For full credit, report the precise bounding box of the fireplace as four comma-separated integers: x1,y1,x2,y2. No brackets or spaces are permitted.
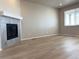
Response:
0,15,21,49
6,24,18,40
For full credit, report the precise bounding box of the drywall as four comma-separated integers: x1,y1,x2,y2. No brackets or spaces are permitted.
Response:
0,0,22,19
20,1,58,39
59,3,79,36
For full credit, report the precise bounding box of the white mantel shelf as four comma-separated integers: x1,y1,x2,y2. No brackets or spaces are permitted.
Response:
0,10,23,20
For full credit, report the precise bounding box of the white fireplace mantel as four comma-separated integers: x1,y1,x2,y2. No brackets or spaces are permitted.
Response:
0,10,21,51
0,10,23,20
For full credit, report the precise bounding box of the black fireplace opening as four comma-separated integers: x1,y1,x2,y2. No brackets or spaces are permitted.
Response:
6,24,18,40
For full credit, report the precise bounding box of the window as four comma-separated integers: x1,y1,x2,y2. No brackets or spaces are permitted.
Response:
64,8,79,26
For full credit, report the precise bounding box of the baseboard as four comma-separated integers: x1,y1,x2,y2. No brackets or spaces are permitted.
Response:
61,34,79,37
21,34,58,41
61,34,69,36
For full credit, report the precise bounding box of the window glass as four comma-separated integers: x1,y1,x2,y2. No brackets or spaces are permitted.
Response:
64,12,70,26
64,8,79,26
76,10,79,25
70,12,75,25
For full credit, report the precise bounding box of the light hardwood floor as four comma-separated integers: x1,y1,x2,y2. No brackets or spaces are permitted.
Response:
0,36,79,59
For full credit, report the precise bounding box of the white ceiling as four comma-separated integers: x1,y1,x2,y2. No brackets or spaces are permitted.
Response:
26,0,79,8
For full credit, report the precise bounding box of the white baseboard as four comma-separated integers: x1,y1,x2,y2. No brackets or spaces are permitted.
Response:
61,34,79,37
61,34,69,36
21,34,57,41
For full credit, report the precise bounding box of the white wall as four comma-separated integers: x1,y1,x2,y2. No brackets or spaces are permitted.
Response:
0,0,21,19
20,1,58,39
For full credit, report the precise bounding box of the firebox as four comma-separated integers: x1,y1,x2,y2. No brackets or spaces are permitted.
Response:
6,24,18,40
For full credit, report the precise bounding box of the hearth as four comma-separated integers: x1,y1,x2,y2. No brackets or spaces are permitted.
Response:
6,24,18,40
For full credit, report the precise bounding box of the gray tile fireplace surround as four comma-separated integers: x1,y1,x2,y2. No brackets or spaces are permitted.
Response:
0,16,21,50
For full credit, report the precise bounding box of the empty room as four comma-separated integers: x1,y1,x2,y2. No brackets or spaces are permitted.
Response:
0,0,79,59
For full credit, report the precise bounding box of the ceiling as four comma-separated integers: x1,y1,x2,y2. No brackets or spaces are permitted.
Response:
26,0,79,8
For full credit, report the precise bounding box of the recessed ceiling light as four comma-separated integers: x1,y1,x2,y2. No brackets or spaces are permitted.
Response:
59,3,63,6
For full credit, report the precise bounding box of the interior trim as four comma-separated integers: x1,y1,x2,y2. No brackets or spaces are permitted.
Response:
21,34,58,41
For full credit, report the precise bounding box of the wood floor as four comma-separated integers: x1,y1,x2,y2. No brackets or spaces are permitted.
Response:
0,36,79,59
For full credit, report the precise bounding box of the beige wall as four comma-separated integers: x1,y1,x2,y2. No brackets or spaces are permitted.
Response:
20,1,58,39
59,3,79,36
0,0,21,19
